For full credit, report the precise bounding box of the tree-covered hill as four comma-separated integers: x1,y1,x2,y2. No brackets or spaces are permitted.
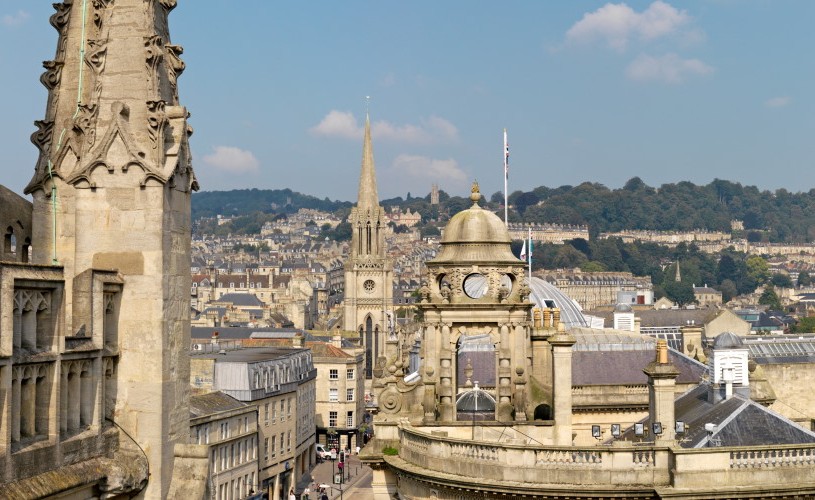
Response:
192,188,352,220
510,178,815,242
192,178,815,243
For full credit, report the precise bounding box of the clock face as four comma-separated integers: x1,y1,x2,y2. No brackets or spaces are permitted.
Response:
363,279,376,293
463,273,488,299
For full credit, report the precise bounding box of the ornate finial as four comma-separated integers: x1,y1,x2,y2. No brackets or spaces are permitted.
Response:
470,180,481,204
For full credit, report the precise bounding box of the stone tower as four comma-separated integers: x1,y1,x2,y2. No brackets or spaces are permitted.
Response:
343,113,393,381
24,1,197,498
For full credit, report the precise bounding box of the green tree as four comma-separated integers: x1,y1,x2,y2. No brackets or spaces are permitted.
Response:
758,285,782,311
746,255,770,287
663,280,696,307
798,271,812,287
770,273,793,289
552,245,587,269
791,316,815,334
718,279,738,303
581,261,607,272
420,225,441,238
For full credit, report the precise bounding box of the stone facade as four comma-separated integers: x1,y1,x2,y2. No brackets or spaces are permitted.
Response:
0,1,201,497
360,186,815,499
343,114,394,384
311,337,366,451
190,347,316,499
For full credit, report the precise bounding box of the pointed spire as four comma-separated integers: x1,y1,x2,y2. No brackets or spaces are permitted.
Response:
675,261,682,282
356,112,380,210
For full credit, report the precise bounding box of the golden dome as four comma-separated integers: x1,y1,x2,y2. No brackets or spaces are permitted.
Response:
432,182,521,264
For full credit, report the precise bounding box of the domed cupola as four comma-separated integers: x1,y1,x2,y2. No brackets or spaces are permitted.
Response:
433,182,521,265
419,182,527,305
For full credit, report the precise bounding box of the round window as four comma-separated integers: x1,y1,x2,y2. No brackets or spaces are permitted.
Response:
363,279,376,293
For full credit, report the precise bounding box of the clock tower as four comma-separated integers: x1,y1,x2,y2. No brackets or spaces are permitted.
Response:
343,113,393,381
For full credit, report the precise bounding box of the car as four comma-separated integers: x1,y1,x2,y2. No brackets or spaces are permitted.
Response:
316,444,327,460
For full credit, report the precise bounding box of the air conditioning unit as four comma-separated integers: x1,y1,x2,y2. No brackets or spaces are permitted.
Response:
192,344,203,351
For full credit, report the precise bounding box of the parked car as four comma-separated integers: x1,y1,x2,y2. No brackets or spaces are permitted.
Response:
316,444,327,461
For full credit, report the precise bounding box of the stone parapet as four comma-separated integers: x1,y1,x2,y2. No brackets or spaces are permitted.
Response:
388,424,815,498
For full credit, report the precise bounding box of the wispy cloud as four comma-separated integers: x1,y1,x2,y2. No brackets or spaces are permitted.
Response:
203,146,260,174
764,96,791,108
381,72,397,87
310,111,458,144
1,10,29,27
625,53,713,84
391,155,467,182
566,1,691,51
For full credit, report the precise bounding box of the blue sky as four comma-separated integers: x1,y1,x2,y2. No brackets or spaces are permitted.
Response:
0,1,813,202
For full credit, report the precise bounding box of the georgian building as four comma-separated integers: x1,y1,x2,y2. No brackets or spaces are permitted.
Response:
190,346,316,499
190,392,259,500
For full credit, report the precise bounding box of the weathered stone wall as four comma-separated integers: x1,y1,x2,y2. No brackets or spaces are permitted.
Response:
763,363,815,424
0,186,32,263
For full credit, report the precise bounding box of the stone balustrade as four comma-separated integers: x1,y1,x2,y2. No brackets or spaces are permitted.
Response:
394,425,815,493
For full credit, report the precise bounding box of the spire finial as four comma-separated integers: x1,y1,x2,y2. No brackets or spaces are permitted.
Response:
470,180,481,205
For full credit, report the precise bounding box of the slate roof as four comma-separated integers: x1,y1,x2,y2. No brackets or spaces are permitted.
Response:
572,349,706,386
606,308,717,328
216,293,264,307
571,328,707,386
619,384,815,448
189,391,248,418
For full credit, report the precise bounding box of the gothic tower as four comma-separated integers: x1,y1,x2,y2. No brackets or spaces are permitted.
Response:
25,1,197,497
343,113,393,381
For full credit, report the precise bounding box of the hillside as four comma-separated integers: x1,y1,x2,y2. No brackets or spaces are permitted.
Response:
192,178,815,243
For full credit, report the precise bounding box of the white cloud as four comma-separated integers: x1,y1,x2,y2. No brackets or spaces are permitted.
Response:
310,110,361,139
566,1,690,51
392,155,467,182
202,146,260,174
1,10,29,26
310,111,458,144
625,53,713,83
764,96,791,108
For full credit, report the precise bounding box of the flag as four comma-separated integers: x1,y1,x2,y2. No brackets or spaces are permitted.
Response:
520,240,527,261
528,234,533,263
503,128,509,180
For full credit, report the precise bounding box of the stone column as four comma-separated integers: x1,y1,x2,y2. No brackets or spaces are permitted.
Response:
643,339,680,442
11,367,21,442
496,322,513,422
422,322,438,422
549,324,576,446
438,323,454,421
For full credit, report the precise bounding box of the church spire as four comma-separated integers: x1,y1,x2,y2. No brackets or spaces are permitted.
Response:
356,112,380,210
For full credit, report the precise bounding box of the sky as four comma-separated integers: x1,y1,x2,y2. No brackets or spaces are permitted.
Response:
0,1,813,202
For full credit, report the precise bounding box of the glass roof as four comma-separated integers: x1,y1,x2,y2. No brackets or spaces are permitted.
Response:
528,277,589,328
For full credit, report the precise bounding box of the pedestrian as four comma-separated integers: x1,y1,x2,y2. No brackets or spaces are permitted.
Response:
321,493,329,500
288,488,296,500
303,486,311,499
355,445,360,455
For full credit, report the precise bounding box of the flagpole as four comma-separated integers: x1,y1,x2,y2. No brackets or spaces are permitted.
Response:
503,128,508,226
527,227,532,283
